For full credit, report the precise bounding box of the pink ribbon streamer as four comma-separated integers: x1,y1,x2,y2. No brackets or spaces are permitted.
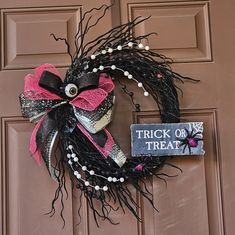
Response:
29,113,48,165
24,64,62,100
77,124,114,159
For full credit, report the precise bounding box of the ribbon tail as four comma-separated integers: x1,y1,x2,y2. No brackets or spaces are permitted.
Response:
30,113,60,180
41,130,60,181
77,124,127,167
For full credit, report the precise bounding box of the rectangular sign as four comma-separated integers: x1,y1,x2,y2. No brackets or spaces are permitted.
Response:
131,122,204,157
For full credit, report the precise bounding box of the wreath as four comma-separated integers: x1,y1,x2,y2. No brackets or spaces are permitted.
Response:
19,4,197,226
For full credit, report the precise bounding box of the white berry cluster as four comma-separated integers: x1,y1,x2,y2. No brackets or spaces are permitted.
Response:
89,42,150,97
66,145,126,191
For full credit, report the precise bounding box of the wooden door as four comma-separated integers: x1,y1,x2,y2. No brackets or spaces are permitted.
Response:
0,0,234,234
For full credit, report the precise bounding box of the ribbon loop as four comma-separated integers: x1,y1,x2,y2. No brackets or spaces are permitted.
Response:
77,73,99,93
71,74,115,111
72,94,115,134
39,71,64,97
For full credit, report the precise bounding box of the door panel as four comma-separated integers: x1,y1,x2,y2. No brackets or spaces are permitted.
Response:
2,6,80,69
120,1,212,63
2,118,73,235
1,0,234,234
132,110,223,235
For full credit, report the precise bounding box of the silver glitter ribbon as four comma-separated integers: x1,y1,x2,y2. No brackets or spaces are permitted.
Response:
73,94,126,167
73,95,115,133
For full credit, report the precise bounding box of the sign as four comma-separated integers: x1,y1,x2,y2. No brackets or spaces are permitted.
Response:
131,122,204,157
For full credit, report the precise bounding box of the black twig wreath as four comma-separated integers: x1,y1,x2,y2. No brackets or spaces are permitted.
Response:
19,4,198,226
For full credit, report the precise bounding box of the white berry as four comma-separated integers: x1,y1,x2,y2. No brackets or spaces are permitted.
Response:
99,65,104,70
74,171,78,176
145,45,150,50
84,181,89,186
68,145,73,149
82,166,87,171
138,43,144,49
67,154,71,158
73,157,78,162
120,177,125,182
101,50,106,54
77,174,81,179
117,45,122,50
108,177,113,182
128,42,133,47
68,160,72,165
95,185,100,191
124,71,129,76
111,65,116,70
112,177,117,182
108,48,113,53
138,82,143,87
144,91,149,96
128,74,133,79
103,186,108,191
91,54,96,60
71,153,76,158
89,170,95,175
93,68,98,73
